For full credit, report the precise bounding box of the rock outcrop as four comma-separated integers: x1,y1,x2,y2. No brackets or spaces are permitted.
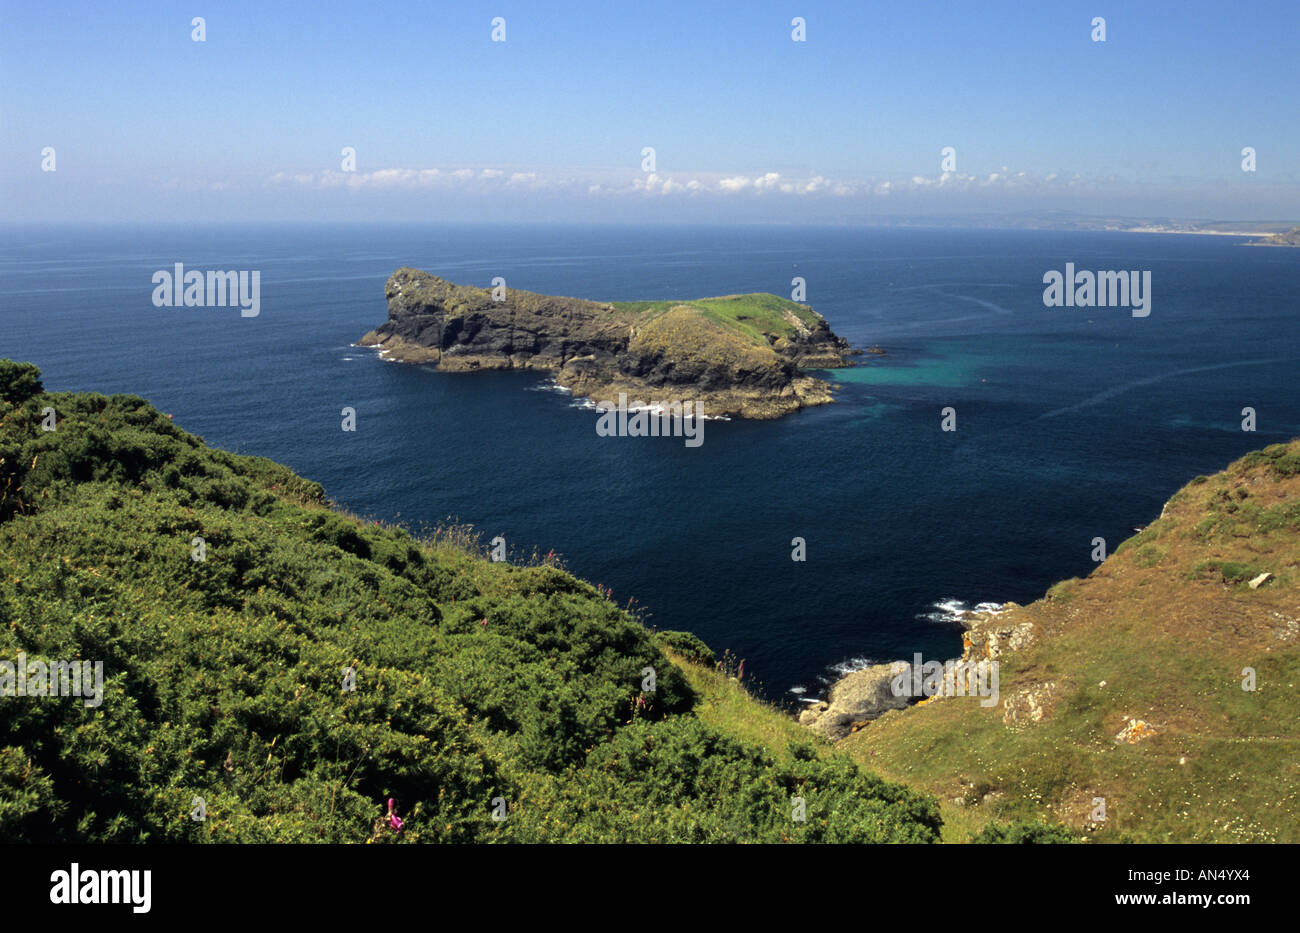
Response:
799,661,913,740
802,603,1029,741
357,269,858,419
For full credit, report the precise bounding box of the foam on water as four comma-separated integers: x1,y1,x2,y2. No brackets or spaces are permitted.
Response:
827,656,875,677
917,598,1007,625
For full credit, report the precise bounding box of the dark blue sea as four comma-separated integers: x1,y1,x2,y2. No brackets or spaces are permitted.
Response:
3,224,1298,704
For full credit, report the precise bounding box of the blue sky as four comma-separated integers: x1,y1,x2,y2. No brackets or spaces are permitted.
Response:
3,0,1297,223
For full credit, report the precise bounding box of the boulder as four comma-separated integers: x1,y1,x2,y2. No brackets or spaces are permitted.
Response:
1002,681,1059,726
1248,572,1274,590
800,661,912,741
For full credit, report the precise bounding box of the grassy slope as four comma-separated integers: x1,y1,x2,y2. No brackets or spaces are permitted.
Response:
841,442,1300,843
0,360,938,844
660,647,816,764
612,293,825,345
627,307,780,374
662,648,1009,843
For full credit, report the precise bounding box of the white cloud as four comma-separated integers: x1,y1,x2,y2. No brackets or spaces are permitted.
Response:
265,163,1089,201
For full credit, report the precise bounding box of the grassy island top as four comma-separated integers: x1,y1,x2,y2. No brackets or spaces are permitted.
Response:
610,293,828,341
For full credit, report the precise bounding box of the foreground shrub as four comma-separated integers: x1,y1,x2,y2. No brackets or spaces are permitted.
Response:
0,361,941,843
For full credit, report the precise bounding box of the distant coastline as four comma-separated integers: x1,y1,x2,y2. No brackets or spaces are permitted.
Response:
1121,227,1278,237
1243,226,1300,247
817,211,1300,238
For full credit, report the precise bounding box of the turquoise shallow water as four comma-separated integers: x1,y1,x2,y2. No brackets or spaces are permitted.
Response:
827,341,1013,387
2,224,1298,702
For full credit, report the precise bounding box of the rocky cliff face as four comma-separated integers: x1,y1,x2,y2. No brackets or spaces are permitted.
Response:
358,268,857,419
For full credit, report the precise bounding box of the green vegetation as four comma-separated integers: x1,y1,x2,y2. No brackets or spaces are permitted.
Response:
1046,577,1081,604
1133,544,1166,569
1239,442,1300,479
1190,559,1264,586
970,820,1080,844
611,292,824,345
0,360,939,843
653,630,716,667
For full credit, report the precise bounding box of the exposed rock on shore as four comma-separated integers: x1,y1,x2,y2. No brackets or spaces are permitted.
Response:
799,661,913,741
801,602,1031,741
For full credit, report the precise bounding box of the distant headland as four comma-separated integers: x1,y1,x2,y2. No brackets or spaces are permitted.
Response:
1245,226,1300,247
358,268,858,419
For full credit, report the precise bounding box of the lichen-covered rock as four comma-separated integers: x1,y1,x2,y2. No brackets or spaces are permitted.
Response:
1002,681,1059,726
1115,718,1159,743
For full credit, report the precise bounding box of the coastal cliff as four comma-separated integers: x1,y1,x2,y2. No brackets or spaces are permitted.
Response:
357,268,857,419
812,441,1300,842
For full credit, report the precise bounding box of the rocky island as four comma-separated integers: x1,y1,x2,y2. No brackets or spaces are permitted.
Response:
358,268,858,419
